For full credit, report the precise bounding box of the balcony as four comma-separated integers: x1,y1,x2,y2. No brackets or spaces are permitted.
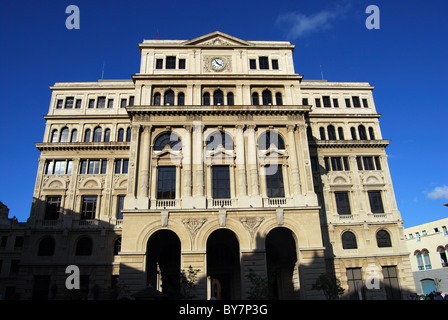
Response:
263,197,288,207
208,198,235,208
155,199,181,209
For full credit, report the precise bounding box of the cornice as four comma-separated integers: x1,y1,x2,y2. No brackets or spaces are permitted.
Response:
309,139,390,148
35,142,130,152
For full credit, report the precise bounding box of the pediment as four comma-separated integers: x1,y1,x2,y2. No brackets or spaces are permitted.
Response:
182,31,253,47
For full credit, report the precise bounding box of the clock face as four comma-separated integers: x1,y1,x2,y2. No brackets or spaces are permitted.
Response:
211,58,225,70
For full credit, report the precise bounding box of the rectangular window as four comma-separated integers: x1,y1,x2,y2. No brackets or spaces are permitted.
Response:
75,99,82,109
115,159,129,174
302,98,308,105
343,157,350,171
271,59,279,69
331,157,343,171
166,56,176,69
45,196,61,220
107,99,114,108
56,99,63,109
65,97,74,109
368,191,384,213
374,156,382,170
352,96,361,108
212,166,231,199
88,160,101,174
333,98,339,108
129,96,134,106
97,97,106,108
249,59,256,69
362,98,369,108
315,98,321,108
117,195,125,220
259,57,269,69
155,59,163,69
335,191,351,215
81,196,97,220
322,96,332,108
120,98,127,108
363,156,375,170
157,166,176,199
88,99,95,109
345,98,351,108
53,160,67,175
266,165,285,198
382,266,401,300
45,160,72,175
101,160,107,174
178,59,186,69
346,268,364,300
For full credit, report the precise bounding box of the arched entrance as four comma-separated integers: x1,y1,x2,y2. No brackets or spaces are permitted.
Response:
146,230,181,298
207,229,241,300
265,227,299,299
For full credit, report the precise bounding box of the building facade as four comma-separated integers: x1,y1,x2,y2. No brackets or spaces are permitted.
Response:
12,31,415,300
405,218,448,295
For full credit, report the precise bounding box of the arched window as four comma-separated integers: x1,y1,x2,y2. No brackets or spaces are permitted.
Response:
153,92,161,106
203,92,210,106
164,90,175,106
93,127,102,142
258,130,285,150
252,92,259,105
415,251,424,270
38,237,55,256
114,237,122,255
319,127,326,140
51,129,58,143
154,132,182,151
227,92,234,106
117,128,124,142
213,90,224,105
358,125,367,140
70,129,78,142
75,237,93,256
275,92,283,105
338,127,345,140
126,127,131,142
59,127,69,142
422,250,432,269
350,127,357,140
206,131,234,150
327,125,336,140
342,231,358,249
438,246,448,267
104,129,111,142
178,92,185,106
369,127,375,140
376,230,392,248
262,90,272,105
84,129,91,142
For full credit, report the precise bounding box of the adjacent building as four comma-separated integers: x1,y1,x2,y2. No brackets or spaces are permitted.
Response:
405,218,448,295
6,31,415,300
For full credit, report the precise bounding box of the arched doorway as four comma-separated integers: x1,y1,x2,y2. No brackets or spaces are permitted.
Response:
146,230,181,298
207,229,241,300
265,227,299,299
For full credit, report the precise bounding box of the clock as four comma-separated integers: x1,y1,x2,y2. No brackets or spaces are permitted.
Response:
211,57,225,70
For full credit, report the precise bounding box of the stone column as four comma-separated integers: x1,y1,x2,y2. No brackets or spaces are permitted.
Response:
246,125,259,196
124,124,141,210
192,121,206,207
235,125,247,198
287,125,301,195
137,125,151,209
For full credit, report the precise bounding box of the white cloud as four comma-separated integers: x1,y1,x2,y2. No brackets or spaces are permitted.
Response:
277,3,351,39
426,185,448,200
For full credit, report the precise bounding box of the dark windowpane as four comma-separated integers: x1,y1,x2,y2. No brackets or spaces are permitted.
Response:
368,191,384,213
345,98,351,108
315,98,321,108
258,130,285,150
331,157,343,171
352,96,361,108
262,90,272,105
249,59,256,69
178,92,185,106
97,97,106,108
362,98,369,108
214,90,224,105
154,132,182,151
93,127,102,142
272,59,279,69
259,57,269,69
358,125,367,140
203,92,210,105
117,129,124,142
157,166,176,199
179,59,186,69
213,166,230,199
266,165,285,198
338,127,345,140
346,268,364,300
81,196,97,220
155,59,163,69
65,97,74,109
120,98,127,108
342,232,358,249
383,266,401,299
45,196,61,220
164,90,174,105
335,191,351,215
84,129,91,142
166,56,176,69
206,131,233,150
363,157,375,170
107,99,114,108
374,156,381,170
376,230,392,248
275,92,283,105
153,93,161,106
333,98,339,108
227,92,234,106
59,128,69,142
75,99,82,108
323,96,331,108
327,125,336,140
252,92,259,105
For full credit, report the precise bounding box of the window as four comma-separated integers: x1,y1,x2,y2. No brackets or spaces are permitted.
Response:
129,96,134,106
416,252,424,270
275,92,283,105
115,159,129,174
45,196,61,220
271,59,279,70
333,98,339,108
178,92,185,106
166,56,176,69
157,166,176,199
302,98,308,105
423,250,431,269
51,130,58,143
75,99,82,109
259,57,269,69
227,92,234,106
117,128,124,142
154,132,182,151
358,125,368,140
265,165,285,198
179,59,186,69
350,127,357,140
376,230,392,247
164,90,175,105
84,129,91,142
104,129,110,142
45,160,72,175
369,127,375,140
120,98,127,108
214,90,224,105
319,127,326,140
352,96,361,108
153,93,161,106
70,129,78,142
56,99,63,109
342,231,358,249
93,127,102,142
203,92,210,106
315,98,321,108
117,196,125,220
65,97,74,109
327,157,349,171
114,237,122,255
126,127,131,142
252,92,259,105
249,59,256,69
327,125,336,140
345,98,351,108
335,191,351,215
338,127,345,140
88,99,95,108
262,90,272,105
362,98,369,108
346,268,364,300
79,159,107,174
206,131,233,150
363,156,375,170
212,166,231,199
107,99,114,108
76,237,93,256
382,266,401,299
97,97,106,108
438,247,448,267
155,59,163,69
81,196,97,220
59,127,69,142
368,191,384,213
38,238,55,256
323,96,331,108
258,130,285,150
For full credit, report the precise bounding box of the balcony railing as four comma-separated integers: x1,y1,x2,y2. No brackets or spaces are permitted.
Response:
208,198,235,208
155,199,179,209
263,197,287,207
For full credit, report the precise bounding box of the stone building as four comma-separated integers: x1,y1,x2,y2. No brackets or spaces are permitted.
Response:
14,31,414,300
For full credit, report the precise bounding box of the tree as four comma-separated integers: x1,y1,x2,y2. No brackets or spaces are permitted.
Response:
245,269,269,300
312,273,345,300
180,265,200,299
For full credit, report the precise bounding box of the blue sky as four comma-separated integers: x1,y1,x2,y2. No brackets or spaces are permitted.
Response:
0,0,447,227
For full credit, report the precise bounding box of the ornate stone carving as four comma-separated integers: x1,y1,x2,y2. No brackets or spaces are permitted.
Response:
240,217,264,235
182,218,207,236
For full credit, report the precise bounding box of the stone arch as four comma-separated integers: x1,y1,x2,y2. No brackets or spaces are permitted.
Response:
195,218,251,251
136,219,191,252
